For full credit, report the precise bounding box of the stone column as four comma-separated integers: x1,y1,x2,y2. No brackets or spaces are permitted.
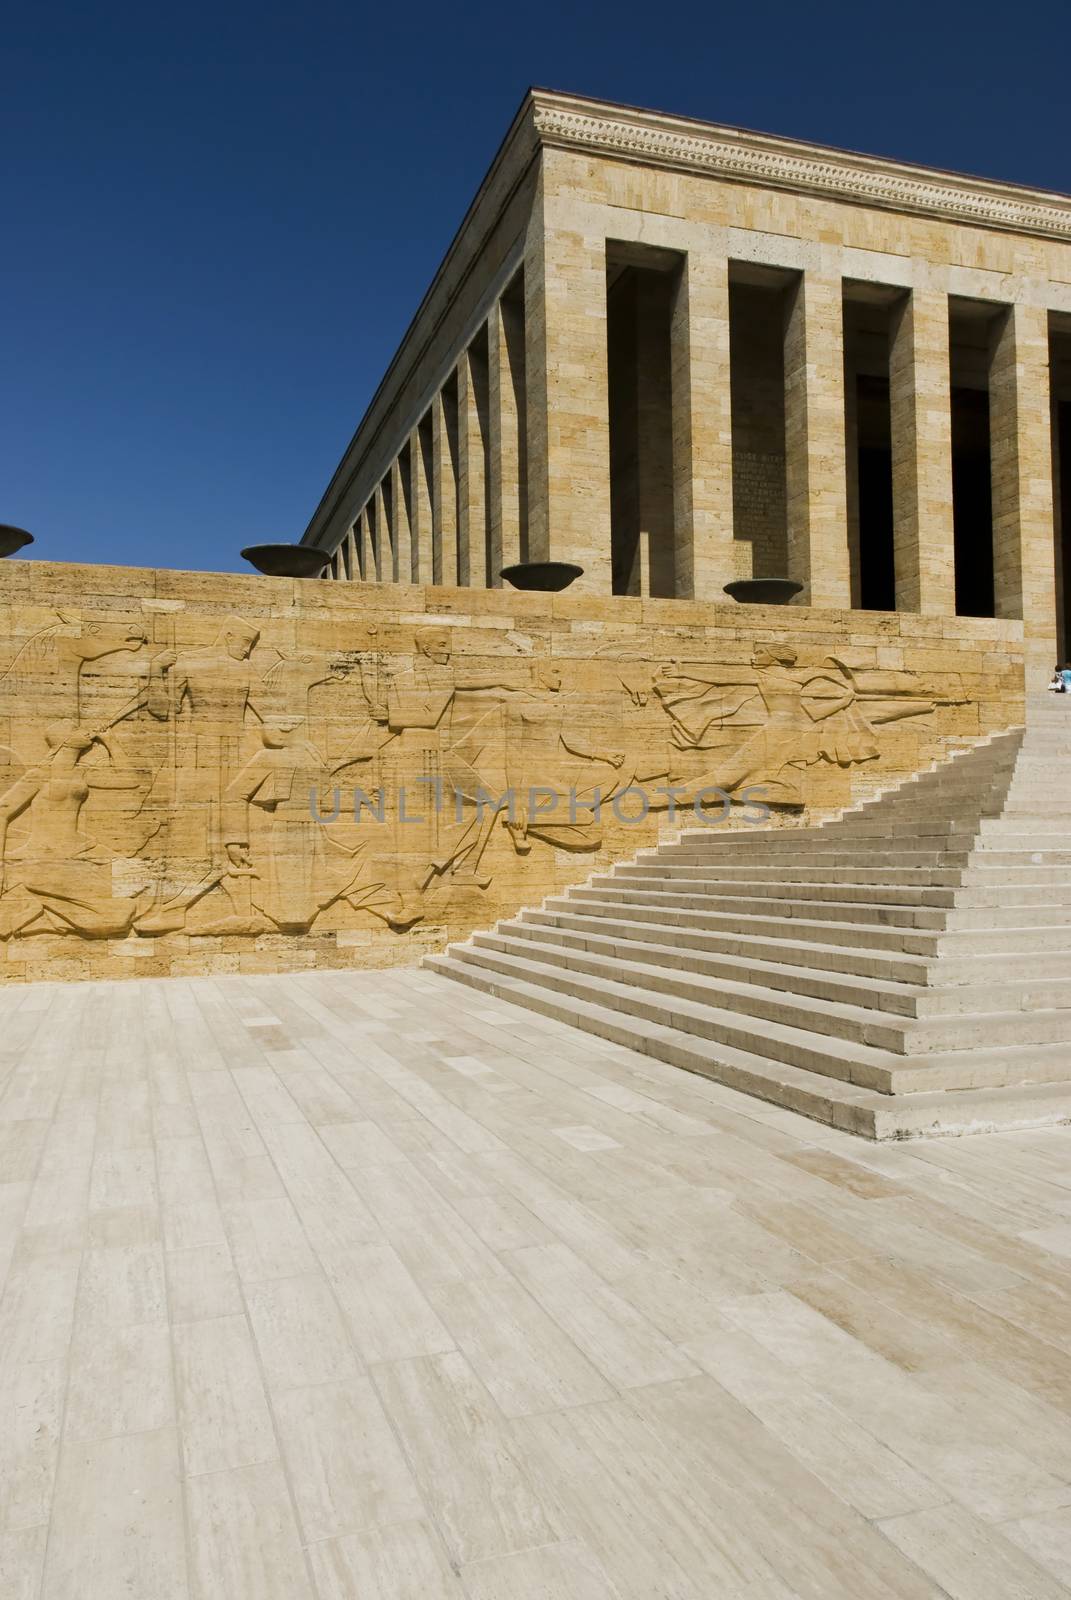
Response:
373,481,393,582
888,289,956,615
342,526,358,581
355,509,373,581
670,251,737,600
391,456,412,584
783,274,852,609
432,387,458,586
457,348,488,587
990,302,1057,678
525,210,612,589
409,424,434,584
488,297,525,580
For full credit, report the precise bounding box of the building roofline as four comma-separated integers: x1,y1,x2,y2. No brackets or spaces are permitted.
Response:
528,88,1071,236
528,86,1071,210
304,87,1071,550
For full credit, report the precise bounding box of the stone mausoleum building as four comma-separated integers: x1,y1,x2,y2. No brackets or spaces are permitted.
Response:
305,88,1071,674
6,90,1071,1136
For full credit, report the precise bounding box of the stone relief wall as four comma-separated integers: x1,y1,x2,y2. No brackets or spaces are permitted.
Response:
0,562,1025,982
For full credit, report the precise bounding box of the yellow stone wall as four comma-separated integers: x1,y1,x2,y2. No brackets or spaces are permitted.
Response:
0,560,1025,983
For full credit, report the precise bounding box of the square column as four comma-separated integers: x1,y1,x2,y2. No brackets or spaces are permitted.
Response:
784,274,852,609
457,348,488,587
373,481,393,581
889,288,956,615
355,508,373,581
342,526,358,581
409,424,434,584
391,456,412,584
670,252,738,600
525,215,612,589
487,297,525,580
431,388,458,586
990,303,1057,677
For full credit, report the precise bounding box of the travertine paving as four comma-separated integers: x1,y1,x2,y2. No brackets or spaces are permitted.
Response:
3,967,1071,1599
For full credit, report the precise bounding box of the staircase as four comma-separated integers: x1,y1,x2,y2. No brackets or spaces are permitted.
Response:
427,695,1071,1139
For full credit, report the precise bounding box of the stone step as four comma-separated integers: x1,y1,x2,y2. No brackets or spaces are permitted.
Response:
433,718,1071,1140
542,893,944,953
605,871,1071,911
442,937,1066,1090
598,873,963,909
977,817,1071,836
614,862,972,886
473,928,923,1055
565,883,954,929
658,846,975,868
621,861,1071,888
520,906,936,985
970,849,1071,866
571,881,1071,931
548,893,1070,957
497,917,1071,1021
475,928,1071,1057
523,905,1071,990
426,952,1071,1139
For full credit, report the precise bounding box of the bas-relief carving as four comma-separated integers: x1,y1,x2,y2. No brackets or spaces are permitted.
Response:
654,646,965,809
0,613,971,954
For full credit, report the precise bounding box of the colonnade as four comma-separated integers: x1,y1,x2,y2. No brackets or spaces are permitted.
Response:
323,242,1062,669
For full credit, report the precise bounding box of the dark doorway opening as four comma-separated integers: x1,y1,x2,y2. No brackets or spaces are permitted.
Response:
950,386,994,617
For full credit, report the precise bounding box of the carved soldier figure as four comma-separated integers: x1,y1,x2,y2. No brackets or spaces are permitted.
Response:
139,616,264,922
655,647,952,809
0,724,144,939
221,717,368,934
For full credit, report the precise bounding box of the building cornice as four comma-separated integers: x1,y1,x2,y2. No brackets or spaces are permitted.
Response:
531,93,1071,242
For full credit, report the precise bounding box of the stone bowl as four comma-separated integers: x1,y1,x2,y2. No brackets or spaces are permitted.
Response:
240,543,331,578
723,577,803,605
0,525,34,558
501,561,584,592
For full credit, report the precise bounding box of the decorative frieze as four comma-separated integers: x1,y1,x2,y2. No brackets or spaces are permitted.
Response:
533,102,1071,242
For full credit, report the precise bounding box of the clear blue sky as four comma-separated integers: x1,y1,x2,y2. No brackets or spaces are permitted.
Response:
4,0,1067,574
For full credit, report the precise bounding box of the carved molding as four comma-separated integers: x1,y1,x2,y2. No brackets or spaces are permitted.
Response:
532,104,1071,242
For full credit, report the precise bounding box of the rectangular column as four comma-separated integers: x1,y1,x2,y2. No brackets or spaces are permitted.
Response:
783,274,852,608
671,252,736,600
889,288,956,614
525,214,611,589
355,508,373,581
410,422,434,584
488,297,525,579
457,347,489,587
342,526,357,580
391,456,412,584
990,302,1057,677
375,479,394,582
431,386,458,586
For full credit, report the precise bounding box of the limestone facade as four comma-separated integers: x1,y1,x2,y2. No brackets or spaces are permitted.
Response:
0,560,1022,983
306,90,1071,673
